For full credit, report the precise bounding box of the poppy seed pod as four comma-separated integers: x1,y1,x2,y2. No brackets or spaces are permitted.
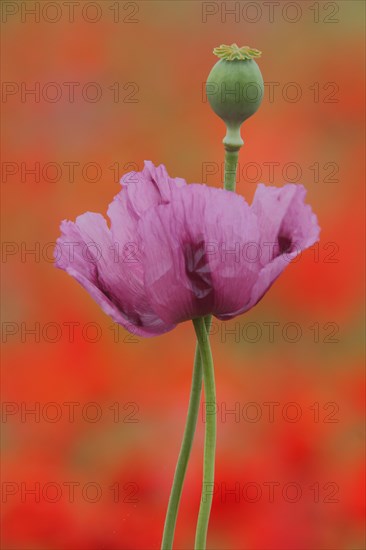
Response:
206,44,264,150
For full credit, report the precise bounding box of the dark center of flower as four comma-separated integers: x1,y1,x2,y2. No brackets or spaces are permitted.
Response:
277,234,293,255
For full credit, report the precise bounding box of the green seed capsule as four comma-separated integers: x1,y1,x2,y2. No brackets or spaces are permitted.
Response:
206,44,264,151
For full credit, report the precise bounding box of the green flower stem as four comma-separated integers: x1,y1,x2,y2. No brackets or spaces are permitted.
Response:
161,140,240,549
193,139,241,550
193,317,216,550
161,316,212,549
224,143,241,192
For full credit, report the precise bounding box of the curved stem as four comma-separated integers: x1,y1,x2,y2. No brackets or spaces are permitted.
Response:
193,317,216,550
161,316,212,549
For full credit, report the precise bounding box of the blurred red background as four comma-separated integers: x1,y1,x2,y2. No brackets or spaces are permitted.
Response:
1,1,365,549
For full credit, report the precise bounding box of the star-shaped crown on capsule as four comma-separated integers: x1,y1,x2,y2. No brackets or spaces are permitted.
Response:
213,44,262,61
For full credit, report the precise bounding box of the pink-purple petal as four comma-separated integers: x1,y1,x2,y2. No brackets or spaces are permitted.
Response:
232,183,321,316
139,184,263,324
56,161,320,336
251,183,320,264
119,160,187,219
55,209,175,337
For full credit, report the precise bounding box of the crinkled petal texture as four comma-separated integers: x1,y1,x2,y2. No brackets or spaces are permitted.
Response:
55,161,320,337
55,161,183,337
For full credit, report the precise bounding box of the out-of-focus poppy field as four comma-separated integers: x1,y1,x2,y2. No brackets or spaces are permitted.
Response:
1,1,365,549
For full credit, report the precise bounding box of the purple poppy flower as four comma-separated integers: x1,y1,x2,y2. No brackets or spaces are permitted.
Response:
55,161,320,337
